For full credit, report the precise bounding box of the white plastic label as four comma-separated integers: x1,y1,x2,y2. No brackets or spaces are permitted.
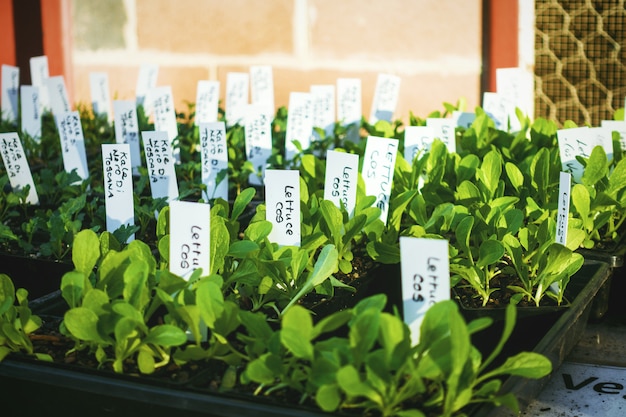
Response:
244,105,273,186
426,118,456,154
46,76,71,115
311,84,335,140
557,126,612,183
362,136,398,224
29,56,49,111
102,144,135,242
400,236,450,346
265,169,301,247
169,200,211,281
404,126,436,163
225,72,249,127
56,111,89,181
556,171,571,246
1,65,19,123
135,63,159,110
453,111,476,128
141,130,179,201
336,78,361,142
195,80,220,125
199,121,228,201
496,67,534,132
482,92,507,131
285,92,313,161
369,73,401,124
152,86,178,144
323,150,359,217
600,120,626,151
113,101,142,174
0,132,39,204
250,65,274,118
89,72,111,120
20,86,41,140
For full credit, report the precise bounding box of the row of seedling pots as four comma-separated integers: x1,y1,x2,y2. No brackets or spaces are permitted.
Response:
0,102,624,416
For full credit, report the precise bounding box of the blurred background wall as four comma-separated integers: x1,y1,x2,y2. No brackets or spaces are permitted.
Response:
68,0,484,121
6,0,522,123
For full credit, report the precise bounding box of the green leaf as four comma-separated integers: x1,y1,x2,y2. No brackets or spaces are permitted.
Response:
210,216,230,275
0,274,15,316
123,260,149,311
72,229,101,275
280,305,314,360
336,365,382,405
137,348,156,374
144,324,187,347
244,220,273,242
64,307,108,344
227,240,259,258
476,240,505,268
581,146,609,187
505,162,524,192
61,271,89,309
196,280,224,329
316,384,341,412
231,187,256,220
281,245,338,313
481,352,552,381
246,353,282,384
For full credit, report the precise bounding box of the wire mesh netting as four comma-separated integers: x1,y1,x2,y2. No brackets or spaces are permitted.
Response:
535,0,626,126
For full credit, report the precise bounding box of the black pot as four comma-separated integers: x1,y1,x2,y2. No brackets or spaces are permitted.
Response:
0,253,72,299
578,244,626,320
468,260,612,417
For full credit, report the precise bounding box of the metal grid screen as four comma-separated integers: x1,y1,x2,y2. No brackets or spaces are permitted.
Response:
535,0,626,126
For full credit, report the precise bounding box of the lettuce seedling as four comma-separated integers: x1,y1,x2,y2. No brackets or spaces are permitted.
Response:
0,274,50,362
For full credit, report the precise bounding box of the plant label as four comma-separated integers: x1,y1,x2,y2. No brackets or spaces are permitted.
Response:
113,101,142,174
141,130,179,202
557,126,612,183
265,169,301,247
56,111,89,181
226,72,249,127
199,121,228,201
195,80,220,125
101,144,135,242
362,136,399,224
399,236,450,346
29,55,49,111
285,92,313,161
482,92,507,131
369,73,401,124
89,72,111,120
336,78,361,143
151,85,179,147
310,84,335,141
496,67,534,132
404,126,436,164
556,171,571,246
600,120,626,151
0,132,39,204
135,63,159,111
1,65,19,124
20,86,41,140
250,65,274,118
169,200,211,281
453,111,476,128
244,104,273,186
324,150,359,217
46,76,71,116
426,118,457,154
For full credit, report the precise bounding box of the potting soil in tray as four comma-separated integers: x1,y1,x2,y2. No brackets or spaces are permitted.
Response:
469,260,613,417
0,253,72,299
